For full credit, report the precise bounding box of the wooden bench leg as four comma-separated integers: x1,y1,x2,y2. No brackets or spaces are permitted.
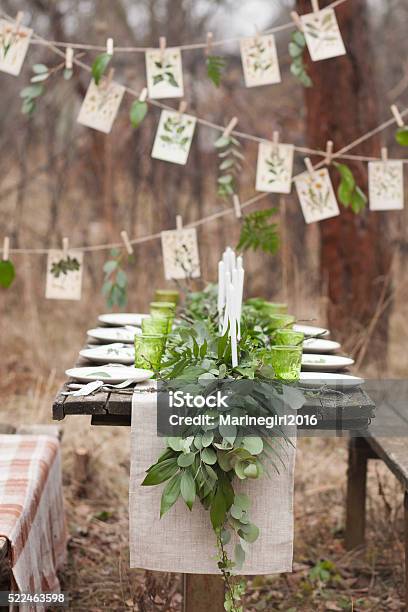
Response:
345,438,371,550
183,574,225,612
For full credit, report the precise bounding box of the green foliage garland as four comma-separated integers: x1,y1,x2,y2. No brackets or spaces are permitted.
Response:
143,289,300,611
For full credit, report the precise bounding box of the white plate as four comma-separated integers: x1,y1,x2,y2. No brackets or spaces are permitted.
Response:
302,338,340,354
293,324,329,337
98,313,149,327
301,354,354,372
87,327,141,344
79,344,135,365
66,365,153,384
299,372,364,388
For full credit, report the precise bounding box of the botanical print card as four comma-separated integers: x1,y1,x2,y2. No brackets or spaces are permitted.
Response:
161,228,200,280
368,161,404,211
145,48,184,99
301,9,346,62
295,168,340,223
0,20,32,76
152,110,196,165
77,80,125,134
45,250,83,300
240,34,281,87
256,142,294,193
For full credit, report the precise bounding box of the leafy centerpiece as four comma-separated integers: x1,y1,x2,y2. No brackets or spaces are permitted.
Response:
141,252,303,612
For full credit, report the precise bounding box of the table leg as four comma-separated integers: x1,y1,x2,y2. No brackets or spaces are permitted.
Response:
345,438,371,549
183,574,225,612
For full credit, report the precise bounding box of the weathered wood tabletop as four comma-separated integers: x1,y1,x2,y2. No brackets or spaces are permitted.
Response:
53,345,375,429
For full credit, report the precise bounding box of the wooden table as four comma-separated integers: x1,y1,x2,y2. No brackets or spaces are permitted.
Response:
53,347,376,612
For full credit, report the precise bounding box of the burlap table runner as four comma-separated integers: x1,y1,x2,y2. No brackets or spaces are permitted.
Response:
129,388,296,574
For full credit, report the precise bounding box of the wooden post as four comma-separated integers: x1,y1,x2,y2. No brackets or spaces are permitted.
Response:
183,574,225,612
73,447,90,496
345,438,372,549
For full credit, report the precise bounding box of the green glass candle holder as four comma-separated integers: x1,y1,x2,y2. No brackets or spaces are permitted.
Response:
273,328,304,346
267,314,295,331
142,316,170,335
154,289,180,305
134,333,166,371
269,345,302,381
150,301,176,317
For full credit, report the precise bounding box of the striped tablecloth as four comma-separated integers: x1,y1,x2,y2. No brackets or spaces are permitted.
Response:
0,435,67,608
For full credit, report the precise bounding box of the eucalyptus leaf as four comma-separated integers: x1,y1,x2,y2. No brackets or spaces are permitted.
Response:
180,469,196,510
160,472,182,517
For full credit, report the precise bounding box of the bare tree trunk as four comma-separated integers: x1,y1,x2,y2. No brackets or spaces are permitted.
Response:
297,0,392,360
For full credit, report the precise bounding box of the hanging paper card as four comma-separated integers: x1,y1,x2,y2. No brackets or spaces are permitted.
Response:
240,35,281,87
256,142,294,193
152,110,196,165
77,80,125,134
45,250,83,300
368,161,404,211
161,228,200,280
295,168,340,223
145,48,184,99
0,20,32,76
301,9,346,62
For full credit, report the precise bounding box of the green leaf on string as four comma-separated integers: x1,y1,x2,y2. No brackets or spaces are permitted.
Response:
206,55,227,87
0,260,15,289
333,162,367,213
215,134,243,199
395,126,408,146
237,208,280,255
102,248,129,309
130,100,148,128
288,31,312,88
92,52,111,85
20,83,45,116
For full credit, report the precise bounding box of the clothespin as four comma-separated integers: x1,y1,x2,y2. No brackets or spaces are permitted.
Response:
272,130,280,153
176,215,183,231
205,32,213,56
159,36,166,62
223,117,238,138
324,140,334,165
14,11,24,33
381,146,388,164
62,237,69,258
290,11,303,31
232,194,242,219
178,100,187,117
391,104,404,127
311,0,320,13
304,157,315,177
65,47,74,70
106,37,114,56
120,230,134,255
254,24,261,42
2,237,10,261
139,87,148,102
